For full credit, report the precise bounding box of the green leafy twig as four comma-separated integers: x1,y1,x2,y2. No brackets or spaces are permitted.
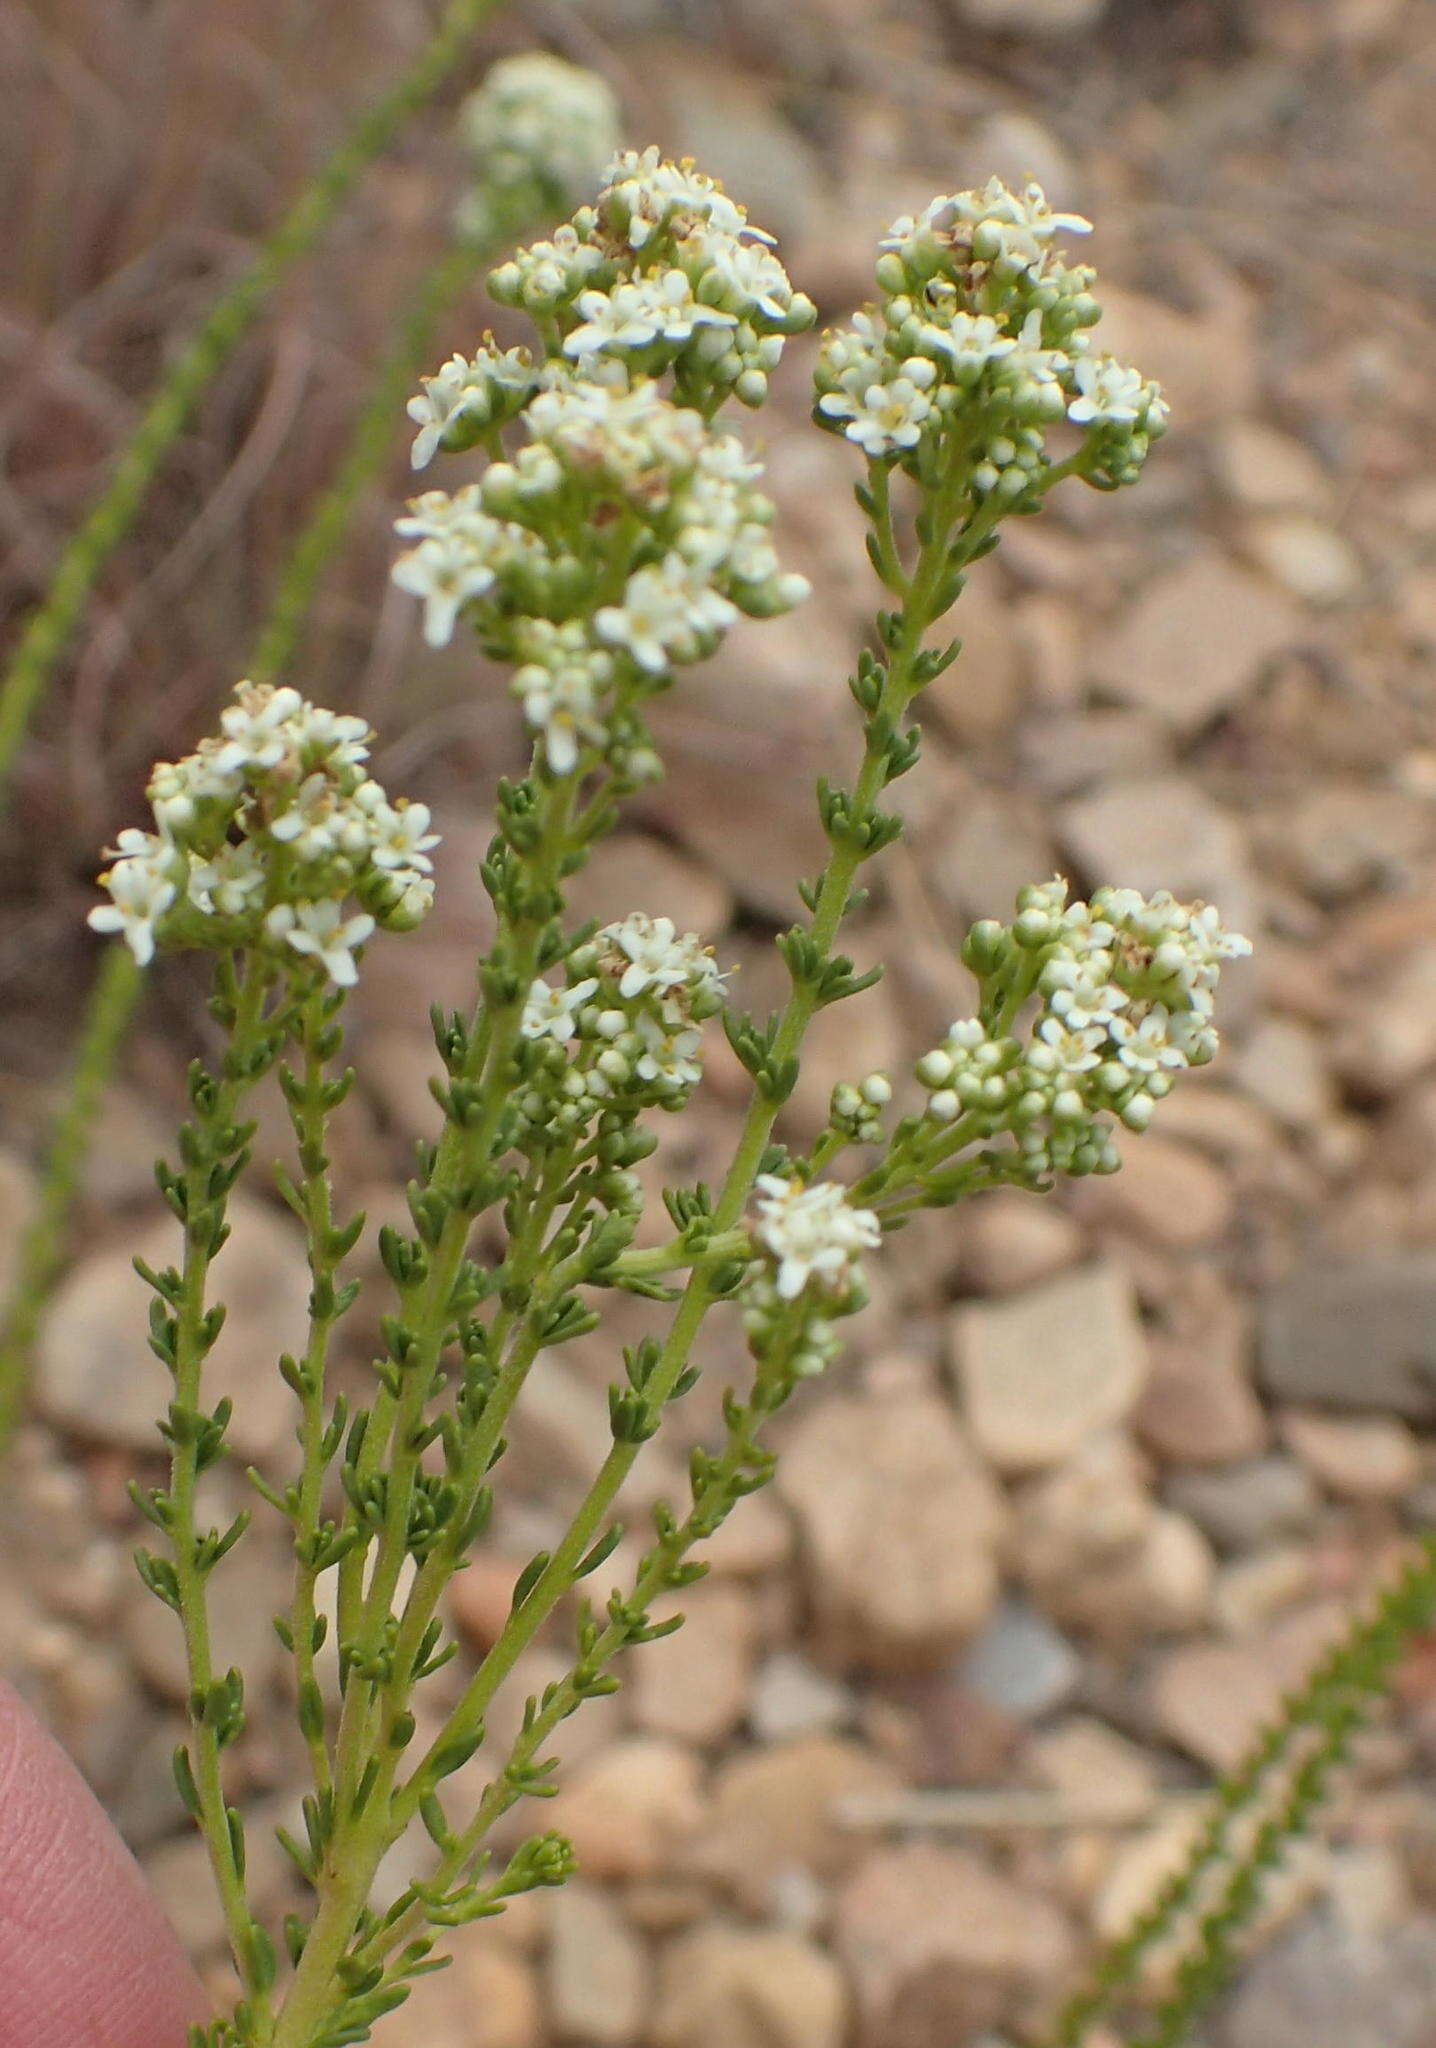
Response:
1052,1535,1436,2048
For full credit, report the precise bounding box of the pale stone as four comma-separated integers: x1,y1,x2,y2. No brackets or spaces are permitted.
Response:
951,0,1107,29
547,1740,706,1881
1027,1715,1159,1826
1092,1800,1207,1943
1336,946,1436,1097
778,1387,1005,1669
1014,1433,1154,1600
394,1928,541,2047
953,1262,1148,1475
1097,276,1256,432
1135,1271,1267,1467
631,1582,757,1747
1280,1409,1422,1503
836,1842,1076,2045
1057,776,1258,968
695,1735,903,1913
1236,1017,1337,1128
959,1597,1080,1721
956,1189,1085,1295
1215,1909,1436,2048
921,563,1026,744
701,1490,793,1577
1260,1256,1436,1419
1216,421,1331,511
750,1651,853,1743
1071,1133,1235,1249
37,1196,310,1459
1244,514,1363,606
1085,551,1298,734
1166,1455,1319,1555
1018,1454,1213,1642
1149,1600,1353,1770
547,1882,647,2045
1212,1546,1315,1638
652,1926,848,2048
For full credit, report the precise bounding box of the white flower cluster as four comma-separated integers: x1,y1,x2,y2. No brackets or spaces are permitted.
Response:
814,176,1167,492
395,370,808,760
396,150,815,773
88,682,437,984
514,913,727,1137
915,878,1249,1184
741,1175,882,1381
487,146,816,409
456,55,621,235
752,1174,882,1302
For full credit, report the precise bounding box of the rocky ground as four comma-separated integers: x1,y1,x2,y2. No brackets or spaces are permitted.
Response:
5,0,1436,2043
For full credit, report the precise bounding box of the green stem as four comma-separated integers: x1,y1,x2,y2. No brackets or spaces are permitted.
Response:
0,0,511,809
384,439,987,1903
277,988,358,1797
167,962,275,2022
275,773,581,2048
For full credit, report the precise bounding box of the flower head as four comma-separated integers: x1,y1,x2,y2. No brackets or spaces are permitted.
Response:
752,1176,881,1301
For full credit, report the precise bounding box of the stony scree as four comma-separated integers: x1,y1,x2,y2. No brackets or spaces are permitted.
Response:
952,1262,1148,1475
777,1382,1006,1670
1259,1257,1436,1420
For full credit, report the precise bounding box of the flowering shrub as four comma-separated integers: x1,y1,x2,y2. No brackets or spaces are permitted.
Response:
89,137,1245,2048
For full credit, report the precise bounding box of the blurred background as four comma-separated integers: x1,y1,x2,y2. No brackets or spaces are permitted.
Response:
4,1,1436,2043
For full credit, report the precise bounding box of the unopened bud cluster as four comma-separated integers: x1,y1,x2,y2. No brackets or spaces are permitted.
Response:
911,878,1250,1184
88,681,436,982
814,176,1167,494
515,913,726,1153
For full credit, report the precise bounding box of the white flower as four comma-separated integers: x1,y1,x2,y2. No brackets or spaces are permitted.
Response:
595,555,738,674
702,237,802,322
266,901,376,987
213,683,303,775
1067,355,1152,428
368,800,440,874
88,844,177,966
601,147,766,250
406,345,536,469
920,311,1018,379
186,841,266,917
521,976,599,1043
753,1175,882,1301
599,912,720,1002
1031,1015,1106,1078
633,1013,703,1092
563,272,735,359
817,377,932,457
391,534,498,647
1047,977,1128,1032
516,663,603,774
1109,1007,1193,1076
